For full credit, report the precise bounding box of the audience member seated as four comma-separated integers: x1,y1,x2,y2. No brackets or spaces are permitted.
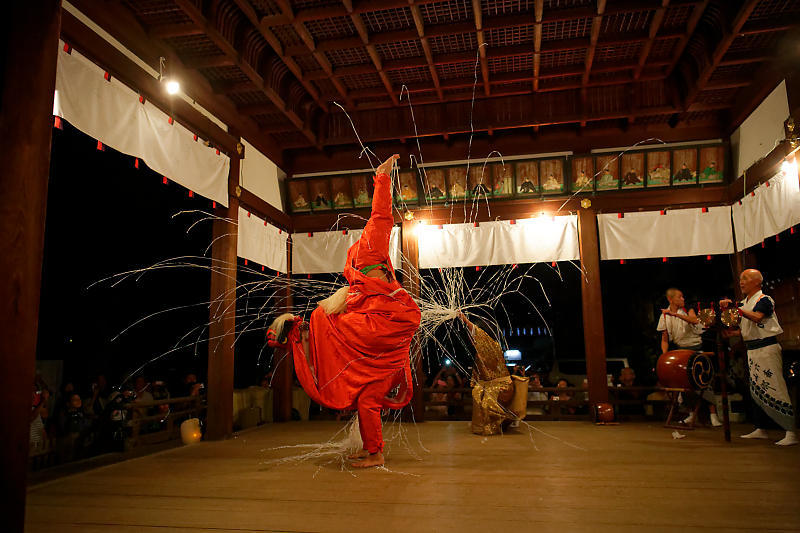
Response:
426,379,450,417
616,367,644,416
30,382,50,454
552,379,576,414
526,372,548,416
431,363,464,388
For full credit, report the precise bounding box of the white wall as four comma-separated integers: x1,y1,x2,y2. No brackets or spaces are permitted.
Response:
241,138,285,212
730,80,789,179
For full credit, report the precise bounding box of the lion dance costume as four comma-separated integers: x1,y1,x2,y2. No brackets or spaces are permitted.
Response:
269,170,421,456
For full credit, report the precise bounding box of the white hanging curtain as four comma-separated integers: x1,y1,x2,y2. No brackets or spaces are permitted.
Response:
237,208,288,273
597,206,734,260
291,227,402,275
417,216,579,269
53,40,230,206
732,161,800,250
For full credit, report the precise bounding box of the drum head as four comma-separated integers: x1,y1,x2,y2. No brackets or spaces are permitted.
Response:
688,352,715,389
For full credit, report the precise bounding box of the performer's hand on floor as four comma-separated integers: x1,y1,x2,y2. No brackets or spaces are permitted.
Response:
376,154,399,177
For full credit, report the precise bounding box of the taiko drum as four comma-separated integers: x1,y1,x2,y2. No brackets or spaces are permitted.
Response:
656,349,715,390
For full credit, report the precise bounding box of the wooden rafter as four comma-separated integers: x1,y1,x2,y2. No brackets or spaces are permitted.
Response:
171,0,317,144
533,0,543,92
682,0,761,112
666,0,709,76
148,22,202,38
409,3,443,101
230,0,328,112
472,0,491,97
344,0,399,107
634,0,670,81
581,0,607,127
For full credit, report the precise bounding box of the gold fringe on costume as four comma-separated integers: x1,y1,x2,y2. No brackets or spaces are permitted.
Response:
470,326,516,435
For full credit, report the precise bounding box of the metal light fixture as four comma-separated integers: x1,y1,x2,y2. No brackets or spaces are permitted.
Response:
159,56,180,95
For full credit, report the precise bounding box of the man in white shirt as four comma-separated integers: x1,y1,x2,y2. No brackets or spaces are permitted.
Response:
658,288,721,426
721,269,797,446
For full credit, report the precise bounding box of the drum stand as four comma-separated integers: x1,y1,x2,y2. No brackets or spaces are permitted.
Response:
713,325,732,442
663,388,701,430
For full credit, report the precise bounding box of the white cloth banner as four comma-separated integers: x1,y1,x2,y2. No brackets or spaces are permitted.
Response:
291,227,402,275
418,216,579,269
53,41,230,206
597,206,733,260
237,207,288,273
732,161,800,250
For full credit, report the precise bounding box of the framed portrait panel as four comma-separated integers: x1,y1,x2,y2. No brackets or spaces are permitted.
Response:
620,153,644,189
397,171,419,204
671,148,697,186
351,174,373,208
491,163,514,197
288,180,311,213
572,156,594,192
594,154,619,191
309,178,332,210
646,151,670,188
423,168,447,202
515,161,539,195
699,146,725,184
468,165,491,198
331,176,353,209
447,166,468,200
540,159,565,195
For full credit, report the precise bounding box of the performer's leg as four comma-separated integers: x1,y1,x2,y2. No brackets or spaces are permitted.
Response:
352,173,393,270
352,382,388,467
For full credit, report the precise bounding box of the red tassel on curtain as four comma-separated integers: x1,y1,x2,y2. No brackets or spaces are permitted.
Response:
63,43,71,54
104,71,111,82
53,116,63,130
96,140,104,151
162,176,168,185
244,259,248,266
134,158,139,169
662,257,668,262
212,201,217,209
619,259,625,265
188,190,194,198
168,117,174,125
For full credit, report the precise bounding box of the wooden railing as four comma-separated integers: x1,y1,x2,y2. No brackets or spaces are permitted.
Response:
423,385,677,421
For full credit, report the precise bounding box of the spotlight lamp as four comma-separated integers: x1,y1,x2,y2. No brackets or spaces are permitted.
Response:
159,56,180,95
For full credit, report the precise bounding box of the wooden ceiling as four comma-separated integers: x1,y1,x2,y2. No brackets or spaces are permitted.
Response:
73,0,799,172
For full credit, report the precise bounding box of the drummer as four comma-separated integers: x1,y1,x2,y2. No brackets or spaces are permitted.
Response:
721,269,797,446
658,288,721,427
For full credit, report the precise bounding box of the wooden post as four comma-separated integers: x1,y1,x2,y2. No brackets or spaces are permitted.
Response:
401,219,424,421
273,237,294,422
0,3,61,531
577,209,609,404
206,157,239,440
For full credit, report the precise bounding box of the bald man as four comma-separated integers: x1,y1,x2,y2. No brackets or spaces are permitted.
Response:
721,269,797,446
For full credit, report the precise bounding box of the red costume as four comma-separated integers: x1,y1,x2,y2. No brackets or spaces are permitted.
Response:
285,172,421,454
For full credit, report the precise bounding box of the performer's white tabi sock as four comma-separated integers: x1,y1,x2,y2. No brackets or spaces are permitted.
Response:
740,428,769,439
710,413,722,427
775,431,799,446
682,412,695,424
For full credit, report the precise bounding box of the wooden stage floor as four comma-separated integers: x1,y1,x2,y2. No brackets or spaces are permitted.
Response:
26,421,800,533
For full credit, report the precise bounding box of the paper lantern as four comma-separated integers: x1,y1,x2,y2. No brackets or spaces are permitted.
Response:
180,418,202,445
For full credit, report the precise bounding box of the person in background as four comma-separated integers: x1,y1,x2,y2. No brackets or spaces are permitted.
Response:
30,383,50,453
56,392,91,462
553,379,576,415
526,372,548,416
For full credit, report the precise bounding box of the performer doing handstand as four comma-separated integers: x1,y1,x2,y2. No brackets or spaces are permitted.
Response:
268,155,422,467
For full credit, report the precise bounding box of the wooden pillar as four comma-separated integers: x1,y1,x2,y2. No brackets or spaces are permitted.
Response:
577,209,609,404
401,219,424,421
206,156,239,440
0,2,61,531
273,237,294,422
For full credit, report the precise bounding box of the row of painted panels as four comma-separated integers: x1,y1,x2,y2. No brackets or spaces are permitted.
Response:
288,144,726,212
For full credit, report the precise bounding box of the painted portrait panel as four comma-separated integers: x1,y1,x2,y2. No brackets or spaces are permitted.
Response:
594,155,619,191
309,178,332,210
331,177,353,209
351,174,373,208
423,168,447,201
620,153,644,189
468,166,491,198
572,156,594,192
646,151,671,188
491,163,513,197
540,159,565,195
672,148,697,186
699,146,725,184
515,161,539,195
288,180,311,213
447,166,468,199
397,171,419,204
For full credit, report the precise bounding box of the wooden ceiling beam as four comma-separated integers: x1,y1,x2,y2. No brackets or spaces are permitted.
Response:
666,0,709,76
211,80,256,94
67,0,284,165
345,0,399,106
739,18,800,35
273,0,352,108
582,0,607,117
148,22,203,39
682,0,760,111
172,0,318,145
533,0,543,92
237,103,280,115
410,3,444,101
472,0,491,97
718,50,773,66
634,0,669,81
182,54,235,69
231,0,328,111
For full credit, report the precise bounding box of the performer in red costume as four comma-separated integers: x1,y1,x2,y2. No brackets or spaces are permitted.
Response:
268,154,421,468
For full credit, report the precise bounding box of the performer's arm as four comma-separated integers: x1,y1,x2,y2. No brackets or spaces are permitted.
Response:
660,330,669,354
740,297,772,324
662,308,699,325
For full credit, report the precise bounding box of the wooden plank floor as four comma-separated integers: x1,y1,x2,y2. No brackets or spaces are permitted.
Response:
26,421,800,533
